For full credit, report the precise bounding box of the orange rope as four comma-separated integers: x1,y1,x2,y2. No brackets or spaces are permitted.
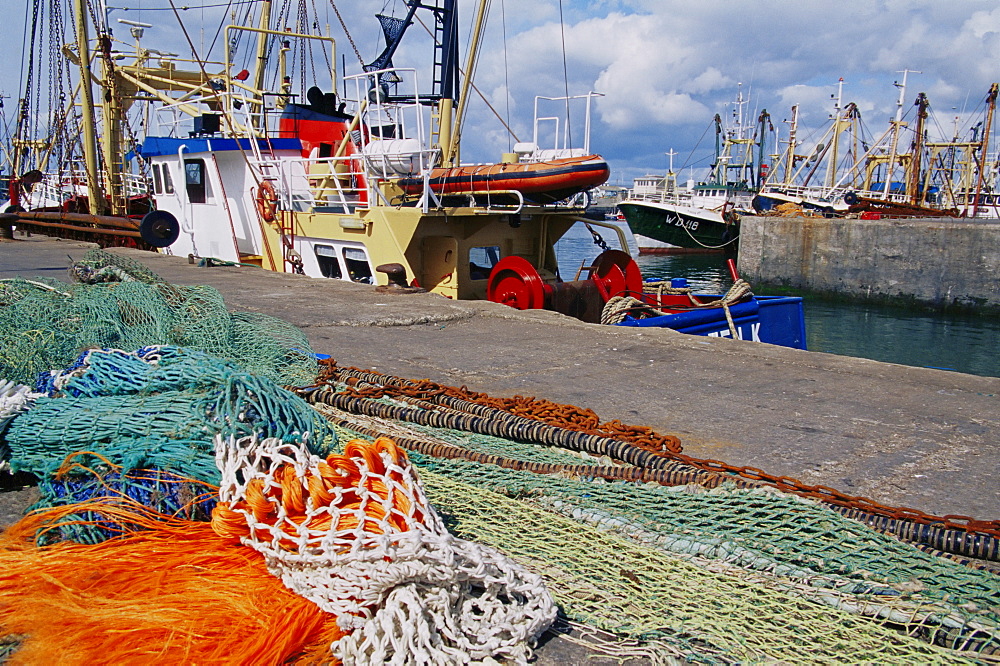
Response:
0,499,344,665
0,439,441,661
211,437,427,551
313,360,683,455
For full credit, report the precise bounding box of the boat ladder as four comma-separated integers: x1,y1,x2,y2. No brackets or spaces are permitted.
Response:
248,138,299,274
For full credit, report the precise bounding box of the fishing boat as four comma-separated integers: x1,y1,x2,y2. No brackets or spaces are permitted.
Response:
0,0,806,348
751,80,861,217
2,0,615,304
611,292,807,348
617,188,742,254
617,89,772,255
753,75,1000,219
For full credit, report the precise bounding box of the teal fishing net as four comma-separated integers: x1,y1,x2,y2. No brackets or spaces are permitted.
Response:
0,249,318,386
6,346,336,485
0,251,331,540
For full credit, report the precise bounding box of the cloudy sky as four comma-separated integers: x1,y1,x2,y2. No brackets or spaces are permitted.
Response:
3,0,1000,186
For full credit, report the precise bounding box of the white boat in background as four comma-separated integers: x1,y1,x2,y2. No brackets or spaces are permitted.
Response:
617,88,770,255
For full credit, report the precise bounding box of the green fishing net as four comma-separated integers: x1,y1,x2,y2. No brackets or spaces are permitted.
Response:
323,412,1000,664
0,249,318,386
7,346,336,483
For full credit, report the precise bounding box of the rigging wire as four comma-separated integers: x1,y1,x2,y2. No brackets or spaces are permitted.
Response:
98,0,257,11
308,0,334,85
411,11,520,145
202,0,236,61
232,2,258,77
14,0,32,171
678,121,714,174
557,0,571,151
21,0,41,173
460,0,484,105
327,0,365,68
500,0,511,152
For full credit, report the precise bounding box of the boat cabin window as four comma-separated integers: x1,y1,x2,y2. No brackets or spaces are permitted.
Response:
469,245,501,280
184,159,208,203
162,165,174,194
314,244,343,279
313,244,374,284
343,247,374,284
152,164,163,194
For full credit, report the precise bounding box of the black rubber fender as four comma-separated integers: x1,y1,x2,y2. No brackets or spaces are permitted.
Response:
139,210,180,247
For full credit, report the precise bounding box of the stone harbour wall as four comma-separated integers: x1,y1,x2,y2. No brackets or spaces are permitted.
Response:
737,215,1000,312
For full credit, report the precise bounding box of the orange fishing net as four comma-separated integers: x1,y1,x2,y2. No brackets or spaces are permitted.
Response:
211,437,431,552
0,436,555,664
211,434,555,663
0,501,344,665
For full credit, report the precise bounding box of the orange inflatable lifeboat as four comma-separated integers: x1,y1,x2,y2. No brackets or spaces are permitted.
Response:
395,154,610,205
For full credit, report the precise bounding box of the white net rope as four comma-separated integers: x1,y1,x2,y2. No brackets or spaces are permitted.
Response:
212,434,556,664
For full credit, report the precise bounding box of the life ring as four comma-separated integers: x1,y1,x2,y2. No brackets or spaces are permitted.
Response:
255,180,279,222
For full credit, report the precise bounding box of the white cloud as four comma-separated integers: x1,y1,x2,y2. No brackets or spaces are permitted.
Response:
3,0,999,185
462,0,1000,180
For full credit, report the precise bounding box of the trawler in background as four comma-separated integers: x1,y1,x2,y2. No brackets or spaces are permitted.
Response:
617,88,771,255
754,74,1000,219
619,76,1000,259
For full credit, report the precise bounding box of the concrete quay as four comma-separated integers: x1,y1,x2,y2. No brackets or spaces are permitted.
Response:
740,215,1000,312
2,234,999,525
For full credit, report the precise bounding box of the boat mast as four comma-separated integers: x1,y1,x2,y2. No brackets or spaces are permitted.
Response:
783,105,798,184
825,78,844,190
906,92,929,205
252,0,274,131
971,83,998,217
884,69,919,199
726,86,750,186
10,99,27,183
98,29,126,215
73,0,106,215
756,108,771,189
712,114,722,186
662,148,677,202
445,0,487,167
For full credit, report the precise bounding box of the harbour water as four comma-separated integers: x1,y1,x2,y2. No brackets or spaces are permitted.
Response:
555,222,1000,379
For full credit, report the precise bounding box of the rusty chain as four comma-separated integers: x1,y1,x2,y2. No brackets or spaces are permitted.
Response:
312,359,999,539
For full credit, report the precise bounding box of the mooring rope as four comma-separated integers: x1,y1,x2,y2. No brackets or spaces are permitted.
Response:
310,402,724,488
601,280,754,338
301,386,678,470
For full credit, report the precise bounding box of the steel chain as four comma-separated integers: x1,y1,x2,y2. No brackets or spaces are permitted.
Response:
585,223,610,252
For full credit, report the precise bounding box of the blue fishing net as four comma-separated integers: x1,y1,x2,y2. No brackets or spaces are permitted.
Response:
29,465,219,545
